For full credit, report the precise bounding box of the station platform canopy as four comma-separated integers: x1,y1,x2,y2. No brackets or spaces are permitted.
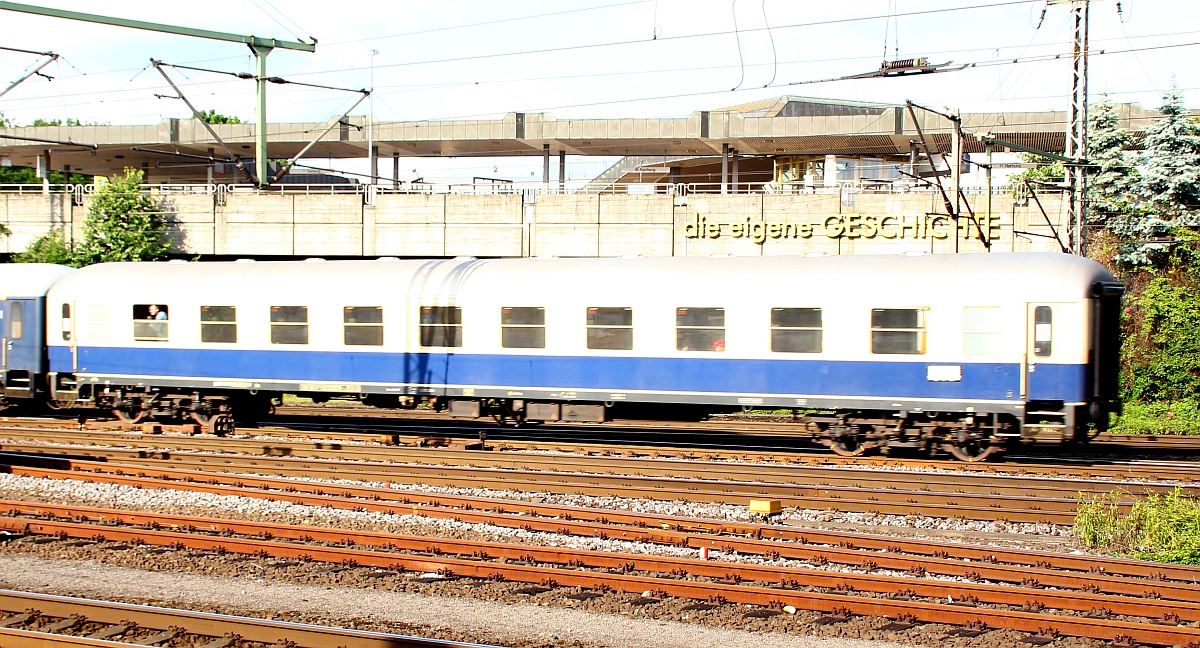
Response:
0,95,1172,184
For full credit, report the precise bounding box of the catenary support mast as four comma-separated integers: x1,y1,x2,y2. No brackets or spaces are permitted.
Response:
0,1,316,186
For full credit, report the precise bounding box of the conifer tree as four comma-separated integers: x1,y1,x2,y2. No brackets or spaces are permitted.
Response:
1087,95,1138,227
1139,84,1200,222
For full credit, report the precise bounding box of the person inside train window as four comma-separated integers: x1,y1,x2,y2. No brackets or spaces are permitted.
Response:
133,304,169,341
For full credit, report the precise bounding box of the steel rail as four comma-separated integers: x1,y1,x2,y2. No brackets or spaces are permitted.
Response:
6,459,1200,587
0,589,491,647
2,516,1197,646
5,499,1199,613
7,416,1200,483
4,426,1196,496
0,627,140,648
0,446,1086,523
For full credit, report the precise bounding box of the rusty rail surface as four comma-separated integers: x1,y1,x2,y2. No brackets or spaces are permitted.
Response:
5,424,1197,495
0,446,1088,523
0,589,494,647
4,460,1200,586
1,505,1197,646
4,416,1200,483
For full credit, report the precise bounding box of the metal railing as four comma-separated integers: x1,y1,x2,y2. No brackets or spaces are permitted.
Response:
0,181,1053,199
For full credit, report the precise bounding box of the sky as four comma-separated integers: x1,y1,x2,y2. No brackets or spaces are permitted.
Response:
0,0,1197,183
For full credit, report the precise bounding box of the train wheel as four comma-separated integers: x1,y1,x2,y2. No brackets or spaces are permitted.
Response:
113,407,147,424
946,436,998,462
191,410,215,427
828,426,867,457
206,413,235,437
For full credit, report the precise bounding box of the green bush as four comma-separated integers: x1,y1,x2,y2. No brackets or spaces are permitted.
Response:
1109,399,1200,435
1076,488,1200,565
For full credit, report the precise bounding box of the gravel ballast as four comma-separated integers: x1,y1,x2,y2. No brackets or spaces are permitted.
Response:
0,553,922,648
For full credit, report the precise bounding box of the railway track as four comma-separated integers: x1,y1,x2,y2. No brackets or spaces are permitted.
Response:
3,499,1199,646
0,588,492,647
1,425,1186,525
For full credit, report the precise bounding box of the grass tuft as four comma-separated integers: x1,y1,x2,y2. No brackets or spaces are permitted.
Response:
1076,487,1200,564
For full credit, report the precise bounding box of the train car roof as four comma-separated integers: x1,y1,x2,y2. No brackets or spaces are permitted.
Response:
45,253,1115,304
0,263,76,298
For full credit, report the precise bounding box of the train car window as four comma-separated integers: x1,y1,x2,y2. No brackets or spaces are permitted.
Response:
676,307,725,352
344,306,384,346
501,307,545,349
420,306,462,347
1034,306,1052,357
88,304,111,342
133,304,169,342
871,308,925,354
9,301,23,340
270,306,309,345
771,308,822,353
61,303,71,341
963,307,1003,356
201,306,237,344
586,307,633,350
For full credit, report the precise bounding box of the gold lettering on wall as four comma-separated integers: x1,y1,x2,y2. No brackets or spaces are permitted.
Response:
683,213,1002,244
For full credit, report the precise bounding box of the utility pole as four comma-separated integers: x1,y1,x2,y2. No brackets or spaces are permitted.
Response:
1049,0,1090,255
0,2,316,187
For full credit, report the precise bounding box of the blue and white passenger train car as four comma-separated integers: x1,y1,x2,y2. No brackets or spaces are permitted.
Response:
40,253,1122,460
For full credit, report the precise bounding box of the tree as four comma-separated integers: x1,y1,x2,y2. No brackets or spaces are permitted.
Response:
1087,95,1138,227
14,230,76,266
198,109,241,125
75,168,171,264
30,117,84,127
1139,84,1200,222
0,111,11,128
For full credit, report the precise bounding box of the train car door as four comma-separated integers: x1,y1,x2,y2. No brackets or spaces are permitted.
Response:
1,298,41,393
1023,303,1058,401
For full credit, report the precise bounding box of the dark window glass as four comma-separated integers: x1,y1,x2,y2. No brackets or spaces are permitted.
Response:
10,301,23,340
772,307,821,329
420,326,462,347
676,307,725,328
60,303,71,342
502,328,545,348
200,306,237,344
420,306,461,325
201,306,236,322
586,307,632,350
501,307,545,349
344,307,384,346
586,307,632,327
345,326,384,346
587,327,633,350
501,307,544,326
420,306,462,347
773,329,822,353
270,306,307,345
270,306,307,323
344,306,383,324
771,308,822,353
133,304,169,341
871,308,920,329
871,308,925,355
271,325,309,345
676,307,724,352
1034,306,1052,357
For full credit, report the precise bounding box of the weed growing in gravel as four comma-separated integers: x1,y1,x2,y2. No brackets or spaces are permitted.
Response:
1076,488,1200,564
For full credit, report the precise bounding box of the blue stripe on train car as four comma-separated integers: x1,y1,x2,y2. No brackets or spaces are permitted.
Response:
48,346,1087,402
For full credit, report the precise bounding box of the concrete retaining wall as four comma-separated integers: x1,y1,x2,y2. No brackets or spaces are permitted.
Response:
2,189,1069,258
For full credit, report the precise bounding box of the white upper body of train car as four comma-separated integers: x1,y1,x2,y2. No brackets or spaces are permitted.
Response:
43,253,1120,416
